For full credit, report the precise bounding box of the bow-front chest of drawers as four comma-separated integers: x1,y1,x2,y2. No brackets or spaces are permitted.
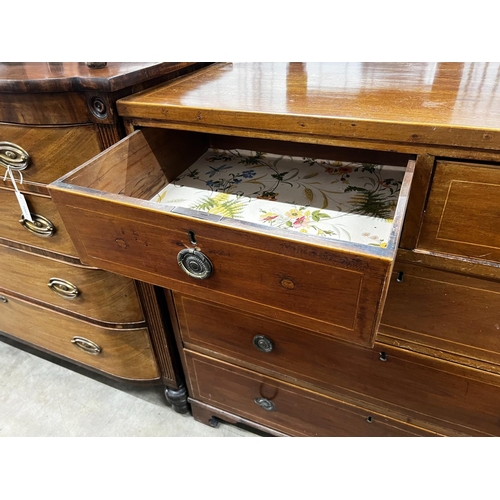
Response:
50,62,500,435
0,63,209,411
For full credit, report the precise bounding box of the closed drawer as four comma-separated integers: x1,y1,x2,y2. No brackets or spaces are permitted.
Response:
0,123,102,192
0,291,159,381
0,243,144,327
184,351,438,437
379,262,500,371
50,128,415,347
418,160,500,263
0,188,78,257
173,293,500,436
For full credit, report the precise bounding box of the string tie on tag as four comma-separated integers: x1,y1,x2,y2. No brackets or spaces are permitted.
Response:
3,166,23,184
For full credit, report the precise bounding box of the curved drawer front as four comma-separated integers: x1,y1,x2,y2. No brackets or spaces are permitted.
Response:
174,293,500,436
0,188,78,257
0,244,144,326
0,292,159,381
184,352,438,437
50,129,415,347
0,92,89,125
0,123,102,191
418,160,500,263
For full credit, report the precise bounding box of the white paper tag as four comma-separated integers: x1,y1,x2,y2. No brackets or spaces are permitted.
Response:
15,190,34,223
3,166,34,223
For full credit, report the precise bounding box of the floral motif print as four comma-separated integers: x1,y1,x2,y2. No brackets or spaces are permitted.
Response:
190,193,247,218
303,159,403,217
152,148,405,247
362,232,388,248
260,207,336,237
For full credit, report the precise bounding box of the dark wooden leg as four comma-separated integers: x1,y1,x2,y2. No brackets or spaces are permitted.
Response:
135,281,182,390
191,402,222,428
165,384,189,414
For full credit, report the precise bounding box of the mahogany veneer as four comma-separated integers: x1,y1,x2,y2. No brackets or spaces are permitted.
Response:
50,62,500,435
0,63,210,409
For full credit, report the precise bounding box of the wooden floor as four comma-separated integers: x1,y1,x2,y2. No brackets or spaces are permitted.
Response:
0,336,256,437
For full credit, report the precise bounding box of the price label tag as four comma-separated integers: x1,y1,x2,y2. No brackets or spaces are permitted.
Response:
15,190,34,223
3,166,34,223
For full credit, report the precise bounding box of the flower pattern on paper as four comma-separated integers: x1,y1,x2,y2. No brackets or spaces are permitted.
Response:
259,207,337,237
152,149,405,247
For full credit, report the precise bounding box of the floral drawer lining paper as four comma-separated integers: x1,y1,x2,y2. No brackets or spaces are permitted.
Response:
152,149,405,248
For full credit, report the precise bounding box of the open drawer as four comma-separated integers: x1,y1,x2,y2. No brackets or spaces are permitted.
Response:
49,128,414,347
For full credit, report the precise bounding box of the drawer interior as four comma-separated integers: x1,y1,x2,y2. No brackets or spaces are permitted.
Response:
57,128,413,253
50,128,414,347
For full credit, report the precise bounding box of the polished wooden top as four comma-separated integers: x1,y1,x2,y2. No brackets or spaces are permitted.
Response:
0,63,199,93
117,62,500,151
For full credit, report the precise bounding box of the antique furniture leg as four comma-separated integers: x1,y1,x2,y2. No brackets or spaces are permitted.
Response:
165,384,189,414
135,281,189,414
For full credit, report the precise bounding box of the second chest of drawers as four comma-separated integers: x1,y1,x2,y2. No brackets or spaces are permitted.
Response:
0,120,160,382
0,63,211,406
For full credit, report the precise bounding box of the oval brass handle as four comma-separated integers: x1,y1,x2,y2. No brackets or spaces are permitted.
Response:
253,335,274,353
48,278,80,298
0,141,30,171
71,336,102,355
177,248,213,280
19,213,55,237
254,397,276,411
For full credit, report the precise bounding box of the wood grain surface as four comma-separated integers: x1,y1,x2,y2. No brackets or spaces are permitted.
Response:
0,123,102,193
0,92,90,125
380,262,500,371
50,128,417,347
0,188,78,257
0,243,145,327
418,160,500,263
0,291,159,381
176,296,500,436
117,62,500,152
47,61,500,435
185,351,440,437
0,63,202,93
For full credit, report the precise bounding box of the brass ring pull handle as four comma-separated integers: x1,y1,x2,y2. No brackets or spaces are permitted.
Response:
48,278,80,298
71,336,102,355
254,397,276,411
177,248,213,280
0,142,30,171
19,213,55,237
253,335,274,353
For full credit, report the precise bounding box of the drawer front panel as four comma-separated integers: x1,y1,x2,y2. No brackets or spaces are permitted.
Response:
380,263,500,369
0,292,159,381
50,128,415,347
0,123,102,191
51,197,390,347
175,294,500,435
0,92,89,125
418,161,500,262
0,244,144,326
185,352,437,436
0,189,78,257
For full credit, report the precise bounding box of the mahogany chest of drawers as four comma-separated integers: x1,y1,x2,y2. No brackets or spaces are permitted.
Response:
49,62,500,435
0,63,209,410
